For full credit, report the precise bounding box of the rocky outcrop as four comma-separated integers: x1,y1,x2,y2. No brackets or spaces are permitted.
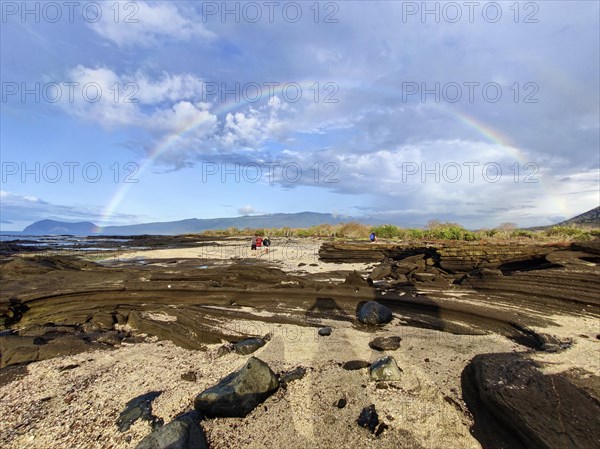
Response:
462,353,600,449
194,357,279,418
319,241,561,273
0,333,103,368
319,242,435,263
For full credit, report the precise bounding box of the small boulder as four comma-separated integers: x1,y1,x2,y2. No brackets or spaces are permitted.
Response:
357,404,379,433
369,356,402,381
369,336,402,351
318,327,332,336
336,398,347,408
233,338,266,355
342,360,371,370
194,357,279,418
357,301,393,325
134,411,208,449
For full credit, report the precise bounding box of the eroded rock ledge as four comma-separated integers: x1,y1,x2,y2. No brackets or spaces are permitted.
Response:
462,352,600,449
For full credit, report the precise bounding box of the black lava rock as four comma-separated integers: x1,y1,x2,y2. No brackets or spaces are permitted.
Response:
357,301,393,325
369,336,401,351
194,357,279,418
357,404,379,433
318,327,332,336
134,411,208,449
342,360,370,370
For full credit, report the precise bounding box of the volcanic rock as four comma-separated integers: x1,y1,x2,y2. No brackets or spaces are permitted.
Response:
216,344,233,357
369,264,394,281
462,353,600,449
369,336,401,351
342,360,370,370
357,301,393,325
318,327,332,336
181,371,197,382
280,367,307,386
344,271,369,287
233,337,266,355
134,411,208,449
194,357,279,418
357,404,379,433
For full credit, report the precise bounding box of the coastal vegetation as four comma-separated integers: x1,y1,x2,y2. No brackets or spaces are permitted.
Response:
198,221,599,242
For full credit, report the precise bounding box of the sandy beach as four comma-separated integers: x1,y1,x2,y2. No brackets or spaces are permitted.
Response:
1,237,599,449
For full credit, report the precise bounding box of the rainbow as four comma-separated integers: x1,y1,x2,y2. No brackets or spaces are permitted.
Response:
97,85,571,228
97,80,338,228
441,105,570,217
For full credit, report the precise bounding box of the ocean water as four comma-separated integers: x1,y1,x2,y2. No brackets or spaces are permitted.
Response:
0,233,134,252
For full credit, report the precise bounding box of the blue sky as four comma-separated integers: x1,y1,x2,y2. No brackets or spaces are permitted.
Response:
1,1,599,231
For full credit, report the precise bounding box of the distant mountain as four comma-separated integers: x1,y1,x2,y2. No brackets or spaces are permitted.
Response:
23,219,99,235
22,212,352,235
556,206,600,228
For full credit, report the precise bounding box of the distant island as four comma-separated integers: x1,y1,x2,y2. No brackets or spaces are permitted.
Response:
20,207,600,236
22,212,352,235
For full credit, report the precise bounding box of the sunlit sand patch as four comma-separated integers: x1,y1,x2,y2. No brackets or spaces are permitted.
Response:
140,311,178,322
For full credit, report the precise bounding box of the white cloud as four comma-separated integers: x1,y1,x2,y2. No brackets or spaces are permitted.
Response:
89,1,214,47
135,73,206,104
238,205,256,215
62,66,217,134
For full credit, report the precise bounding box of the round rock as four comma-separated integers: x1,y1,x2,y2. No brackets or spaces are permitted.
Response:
357,301,393,325
318,327,332,336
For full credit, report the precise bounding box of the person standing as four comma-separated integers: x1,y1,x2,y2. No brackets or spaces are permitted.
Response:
263,236,271,254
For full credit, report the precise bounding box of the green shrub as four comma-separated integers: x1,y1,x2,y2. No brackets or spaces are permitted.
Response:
407,228,425,239
544,226,590,240
424,221,478,241
370,224,402,239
